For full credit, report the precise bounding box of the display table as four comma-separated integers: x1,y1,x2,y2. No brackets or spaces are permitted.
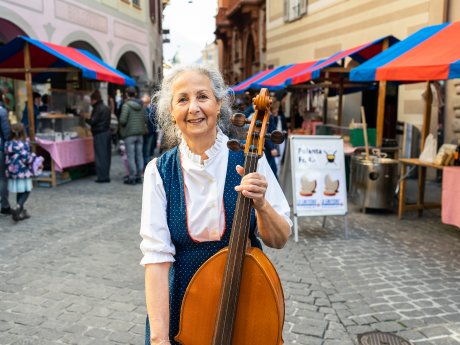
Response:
441,166,460,228
35,137,94,187
398,158,444,219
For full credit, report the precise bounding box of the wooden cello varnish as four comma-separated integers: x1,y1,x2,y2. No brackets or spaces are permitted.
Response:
175,89,285,345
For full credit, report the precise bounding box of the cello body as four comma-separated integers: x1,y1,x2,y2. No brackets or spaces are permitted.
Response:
175,247,284,345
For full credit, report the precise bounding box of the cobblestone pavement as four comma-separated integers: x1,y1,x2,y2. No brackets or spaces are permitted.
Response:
1,155,460,345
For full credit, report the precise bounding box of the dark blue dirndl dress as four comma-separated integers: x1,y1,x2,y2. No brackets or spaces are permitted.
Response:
145,147,261,345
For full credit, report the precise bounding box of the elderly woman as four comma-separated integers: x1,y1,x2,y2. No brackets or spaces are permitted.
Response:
139,65,292,345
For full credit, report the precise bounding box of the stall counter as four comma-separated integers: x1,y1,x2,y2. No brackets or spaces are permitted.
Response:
35,137,94,187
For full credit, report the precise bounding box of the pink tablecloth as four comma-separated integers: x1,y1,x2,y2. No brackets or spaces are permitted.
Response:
442,166,460,228
36,137,94,172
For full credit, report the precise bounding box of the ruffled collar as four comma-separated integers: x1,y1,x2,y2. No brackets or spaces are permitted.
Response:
179,128,226,166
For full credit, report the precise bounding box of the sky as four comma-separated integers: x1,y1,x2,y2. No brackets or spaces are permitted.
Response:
163,0,218,65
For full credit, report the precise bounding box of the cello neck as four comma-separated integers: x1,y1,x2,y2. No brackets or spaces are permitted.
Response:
211,153,259,345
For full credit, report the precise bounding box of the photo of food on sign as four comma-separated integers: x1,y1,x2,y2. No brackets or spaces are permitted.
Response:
324,174,339,196
300,174,317,196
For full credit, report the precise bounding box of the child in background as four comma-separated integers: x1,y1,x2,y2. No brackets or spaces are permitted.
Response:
4,123,42,221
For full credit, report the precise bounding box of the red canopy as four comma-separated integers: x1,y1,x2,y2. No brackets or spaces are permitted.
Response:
0,36,135,86
253,61,318,90
288,35,398,85
350,22,460,81
232,68,274,94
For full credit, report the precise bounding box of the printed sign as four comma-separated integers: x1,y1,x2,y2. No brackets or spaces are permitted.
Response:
290,135,347,217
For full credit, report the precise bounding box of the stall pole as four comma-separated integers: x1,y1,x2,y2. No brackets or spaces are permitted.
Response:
337,76,344,129
375,38,390,147
323,72,330,124
376,81,387,147
24,41,35,143
417,81,433,217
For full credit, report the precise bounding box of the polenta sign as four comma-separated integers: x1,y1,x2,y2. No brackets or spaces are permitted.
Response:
289,135,348,241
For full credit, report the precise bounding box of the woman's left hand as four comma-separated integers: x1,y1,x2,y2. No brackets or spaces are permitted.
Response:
235,165,267,210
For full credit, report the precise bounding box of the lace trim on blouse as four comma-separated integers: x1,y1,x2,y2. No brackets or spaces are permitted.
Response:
179,128,225,166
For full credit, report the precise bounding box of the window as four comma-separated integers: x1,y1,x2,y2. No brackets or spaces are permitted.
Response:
132,0,141,9
284,0,307,22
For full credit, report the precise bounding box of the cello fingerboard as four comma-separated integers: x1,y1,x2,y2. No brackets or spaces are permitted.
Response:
212,153,259,345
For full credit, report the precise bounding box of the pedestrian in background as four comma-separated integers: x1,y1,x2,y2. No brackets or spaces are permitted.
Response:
0,90,11,215
119,87,145,185
85,90,112,183
39,94,49,112
142,93,157,166
4,123,42,221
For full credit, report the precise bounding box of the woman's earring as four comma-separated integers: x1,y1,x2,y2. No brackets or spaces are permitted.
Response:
217,111,221,121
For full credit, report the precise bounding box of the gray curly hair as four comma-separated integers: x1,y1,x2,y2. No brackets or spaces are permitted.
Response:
151,64,234,148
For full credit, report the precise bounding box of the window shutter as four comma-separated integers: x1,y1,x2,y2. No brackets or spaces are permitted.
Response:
290,0,300,20
284,0,290,22
300,0,308,15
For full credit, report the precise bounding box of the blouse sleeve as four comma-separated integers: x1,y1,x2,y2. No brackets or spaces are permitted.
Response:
139,158,176,266
257,155,293,231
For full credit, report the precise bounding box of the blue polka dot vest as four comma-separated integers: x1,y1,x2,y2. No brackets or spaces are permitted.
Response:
145,147,261,345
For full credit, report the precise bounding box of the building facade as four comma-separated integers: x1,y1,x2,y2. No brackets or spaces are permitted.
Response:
0,0,166,114
215,0,266,85
201,42,219,69
266,0,460,145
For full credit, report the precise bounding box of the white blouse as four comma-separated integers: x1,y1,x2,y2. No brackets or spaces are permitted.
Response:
139,130,292,266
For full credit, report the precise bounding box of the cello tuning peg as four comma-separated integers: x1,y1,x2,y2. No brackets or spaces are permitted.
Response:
268,130,286,144
230,113,251,127
227,139,244,152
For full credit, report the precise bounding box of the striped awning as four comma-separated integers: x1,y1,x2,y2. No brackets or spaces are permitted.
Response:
252,61,318,90
350,22,460,82
232,68,274,94
288,35,399,85
0,36,135,86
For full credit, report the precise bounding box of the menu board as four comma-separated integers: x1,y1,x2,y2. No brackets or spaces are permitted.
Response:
290,135,347,217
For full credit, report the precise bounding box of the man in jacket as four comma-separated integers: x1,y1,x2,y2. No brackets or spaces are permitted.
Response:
86,90,112,183
119,87,146,185
0,90,11,214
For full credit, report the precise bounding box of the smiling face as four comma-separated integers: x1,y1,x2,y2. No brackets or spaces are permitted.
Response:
170,70,221,152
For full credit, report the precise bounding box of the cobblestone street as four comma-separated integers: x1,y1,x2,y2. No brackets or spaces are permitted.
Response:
1,155,459,345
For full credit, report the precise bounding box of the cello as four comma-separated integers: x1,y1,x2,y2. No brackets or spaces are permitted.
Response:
175,88,286,345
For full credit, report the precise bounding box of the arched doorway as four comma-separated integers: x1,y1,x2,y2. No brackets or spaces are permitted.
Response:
0,19,28,114
117,51,147,94
0,18,27,45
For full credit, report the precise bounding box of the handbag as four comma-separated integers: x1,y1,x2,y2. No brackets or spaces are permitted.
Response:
32,156,44,176
419,134,437,163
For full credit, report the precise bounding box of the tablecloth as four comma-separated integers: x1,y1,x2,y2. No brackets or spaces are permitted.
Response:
441,166,460,228
36,137,94,172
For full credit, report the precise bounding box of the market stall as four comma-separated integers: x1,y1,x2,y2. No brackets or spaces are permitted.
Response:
232,68,275,94
350,21,460,219
0,35,135,186
286,35,398,129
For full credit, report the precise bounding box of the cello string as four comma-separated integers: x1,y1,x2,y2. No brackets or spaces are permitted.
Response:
216,94,270,343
